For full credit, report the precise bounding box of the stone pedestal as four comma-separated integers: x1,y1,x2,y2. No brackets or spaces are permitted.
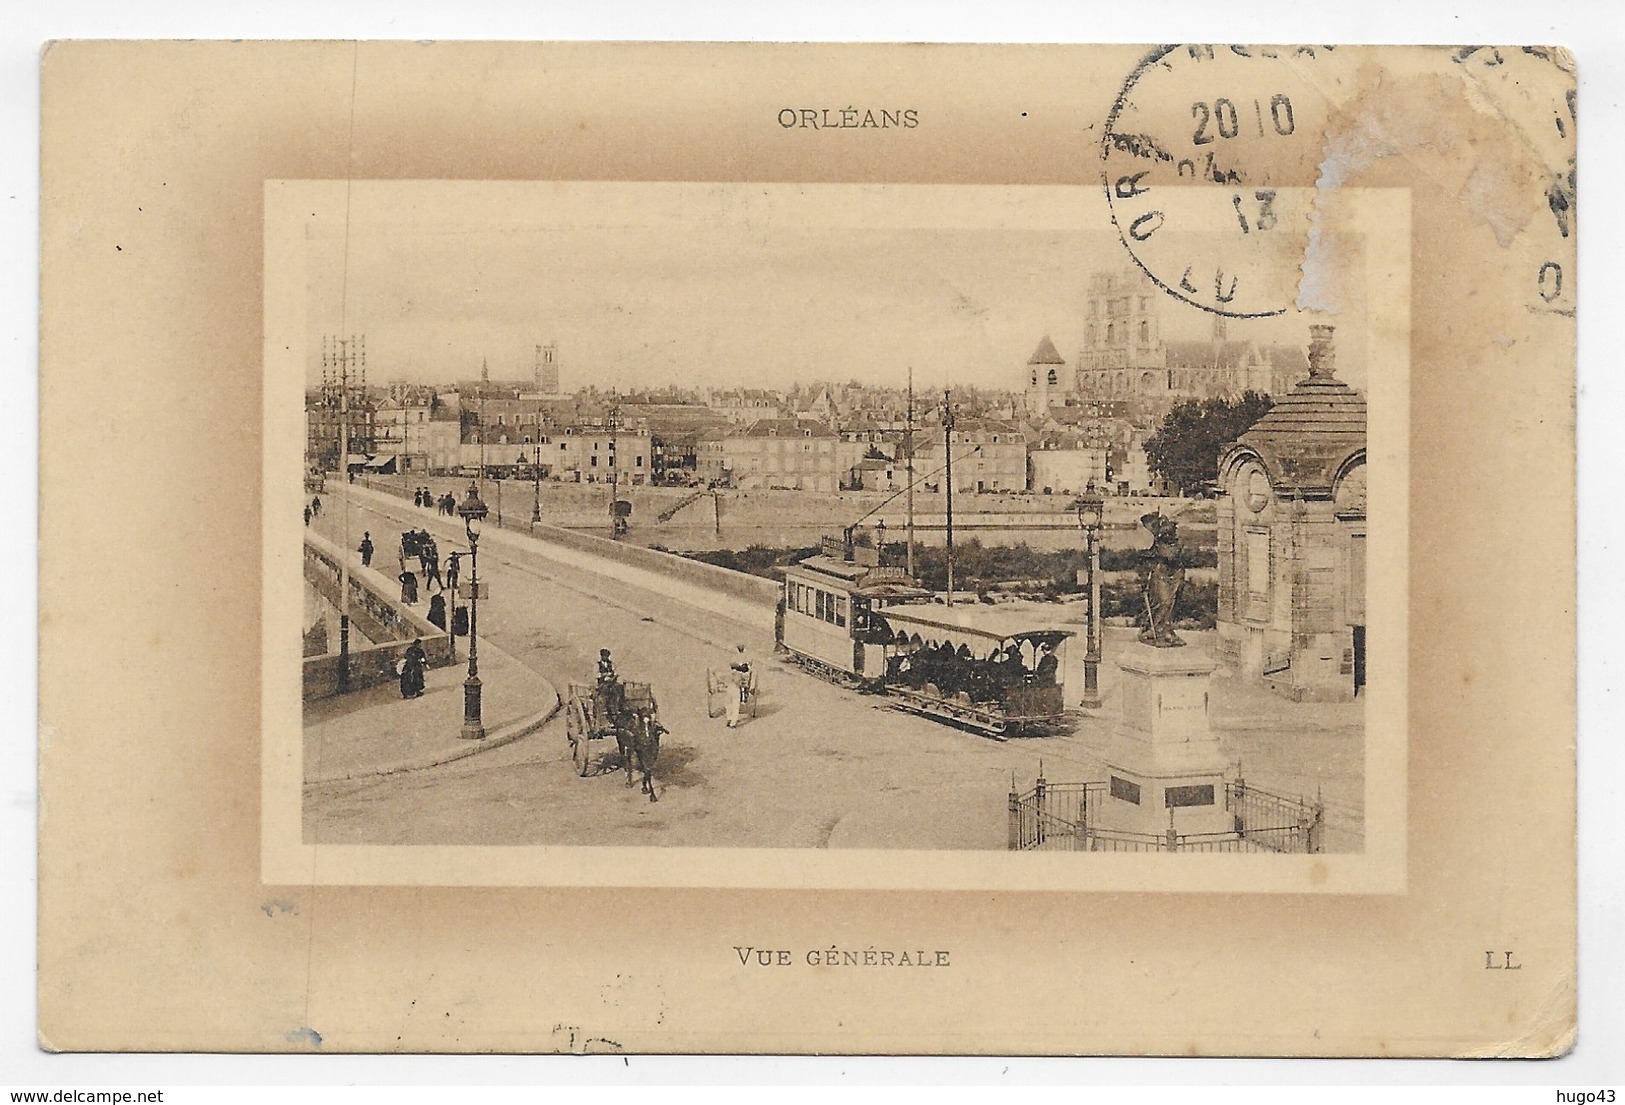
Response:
1100,645,1235,837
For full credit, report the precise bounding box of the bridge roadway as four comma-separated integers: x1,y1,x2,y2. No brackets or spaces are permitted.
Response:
304,486,1116,849
305,486,1364,850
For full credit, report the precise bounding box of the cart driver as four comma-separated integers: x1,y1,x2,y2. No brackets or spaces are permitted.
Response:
597,648,618,686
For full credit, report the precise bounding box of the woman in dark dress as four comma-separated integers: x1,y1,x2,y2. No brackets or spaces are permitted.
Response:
399,638,427,698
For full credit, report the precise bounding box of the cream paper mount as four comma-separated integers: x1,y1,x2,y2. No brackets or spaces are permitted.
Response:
40,42,1574,1056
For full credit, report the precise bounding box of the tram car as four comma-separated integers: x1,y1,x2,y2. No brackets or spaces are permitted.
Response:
776,536,1074,738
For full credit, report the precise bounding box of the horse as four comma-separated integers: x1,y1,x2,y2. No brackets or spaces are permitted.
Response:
601,680,663,802
615,710,663,802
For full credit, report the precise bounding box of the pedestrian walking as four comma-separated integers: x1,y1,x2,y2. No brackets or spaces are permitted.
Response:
413,488,423,508
303,505,311,526
398,638,426,699
426,593,447,631
417,532,435,575
359,532,374,567
445,552,461,592
398,569,419,606
311,495,322,517
725,643,751,729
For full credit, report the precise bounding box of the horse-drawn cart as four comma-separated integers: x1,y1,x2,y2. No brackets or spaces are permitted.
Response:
565,680,664,799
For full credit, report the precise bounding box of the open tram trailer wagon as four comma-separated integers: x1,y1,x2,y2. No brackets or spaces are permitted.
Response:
777,543,1074,739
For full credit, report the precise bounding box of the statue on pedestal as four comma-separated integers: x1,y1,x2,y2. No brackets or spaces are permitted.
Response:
1137,512,1187,648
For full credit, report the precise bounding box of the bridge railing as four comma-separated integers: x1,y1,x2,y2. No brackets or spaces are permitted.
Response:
303,530,454,702
356,478,780,611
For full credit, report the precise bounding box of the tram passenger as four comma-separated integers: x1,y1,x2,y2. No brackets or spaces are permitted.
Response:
919,642,950,690
993,643,1025,689
974,651,1005,703
1034,642,1060,685
954,645,975,686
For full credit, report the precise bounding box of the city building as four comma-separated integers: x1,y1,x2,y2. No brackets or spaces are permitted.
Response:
913,419,1027,494
1028,429,1110,496
1023,335,1069,419
534,341,561,396
552,425,652,485
1019,269,1311,421
696,418,839,491
372,386,439,474
305,384,376,471
704,388,787,425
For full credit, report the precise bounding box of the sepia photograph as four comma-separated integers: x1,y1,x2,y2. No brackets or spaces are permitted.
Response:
273,181,1399,878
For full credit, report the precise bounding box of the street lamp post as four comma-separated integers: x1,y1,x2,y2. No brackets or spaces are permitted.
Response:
457,482,489,740
941,391,956,607
531,442,542,525
1076,492,1105,709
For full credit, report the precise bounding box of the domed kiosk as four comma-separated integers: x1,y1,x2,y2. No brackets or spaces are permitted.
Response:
1216,325,1367,702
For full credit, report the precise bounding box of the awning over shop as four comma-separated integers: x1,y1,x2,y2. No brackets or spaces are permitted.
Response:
346,453,399,473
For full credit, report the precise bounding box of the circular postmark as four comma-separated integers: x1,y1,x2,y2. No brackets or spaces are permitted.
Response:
1102,45,1333,318
1451,46,1576,316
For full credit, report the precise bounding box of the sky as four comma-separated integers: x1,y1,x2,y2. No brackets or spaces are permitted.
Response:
299,182,1366,394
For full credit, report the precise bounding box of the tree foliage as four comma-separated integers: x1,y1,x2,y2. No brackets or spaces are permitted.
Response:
1143,391,1274,495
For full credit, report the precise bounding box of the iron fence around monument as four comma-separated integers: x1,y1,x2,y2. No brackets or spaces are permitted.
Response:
1007,779,1103,851
1009,775,1325,853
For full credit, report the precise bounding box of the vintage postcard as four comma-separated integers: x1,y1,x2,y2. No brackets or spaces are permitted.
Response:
40,43,1575,1055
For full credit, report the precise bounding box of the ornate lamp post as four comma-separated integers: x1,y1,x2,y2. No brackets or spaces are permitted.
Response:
457,482,489,740
1076,492,1105,709
607,404,622,539
531,442,543,525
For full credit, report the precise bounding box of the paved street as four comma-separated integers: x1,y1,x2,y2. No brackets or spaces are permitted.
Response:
304,486,1364,850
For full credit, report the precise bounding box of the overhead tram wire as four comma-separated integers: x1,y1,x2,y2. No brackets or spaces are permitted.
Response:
838,443,981,563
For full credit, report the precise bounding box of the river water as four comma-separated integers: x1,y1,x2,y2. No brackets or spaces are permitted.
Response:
635,522,1214,555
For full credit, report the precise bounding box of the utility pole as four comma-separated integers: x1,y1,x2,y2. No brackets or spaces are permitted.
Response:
607,403,621,538
330,334,363,692
478,355,488,500
532,345,544,527
942,389,955,607
905,367,916,577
